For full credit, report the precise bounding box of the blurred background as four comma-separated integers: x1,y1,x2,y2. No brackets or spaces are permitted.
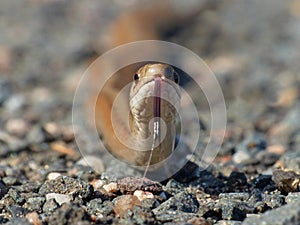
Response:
0,0,299,165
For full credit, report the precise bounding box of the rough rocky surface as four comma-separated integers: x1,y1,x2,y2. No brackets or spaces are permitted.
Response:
0,0,300,224
243,201,300,225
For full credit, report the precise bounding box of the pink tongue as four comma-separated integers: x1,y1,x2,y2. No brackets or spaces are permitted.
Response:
143,77,162,176
153,77,162,118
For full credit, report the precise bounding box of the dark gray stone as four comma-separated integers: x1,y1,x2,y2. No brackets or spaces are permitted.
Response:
279,152,300,173
39,176,93,200
285,192,300,204
86,199,114,217
153,192,199,214
242,202,300,225
43,198,59,213
25,196,45,212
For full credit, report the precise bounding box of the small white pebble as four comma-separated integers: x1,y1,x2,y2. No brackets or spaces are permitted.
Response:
103,182,118,193
91,179,105,189
133,190,154,201
47,172,62,180
43,122,61,137
5,118,29,137
46,193,71,206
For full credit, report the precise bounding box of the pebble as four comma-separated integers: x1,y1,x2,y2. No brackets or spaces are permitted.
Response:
153,192,199,214
46,203,90,225
90,179,105,190
171,161,201,183
188,217,211,225
3,94,25,112
242,201,300,225
132,206,156,224
39,176,93,200
103,182,118,193
269,108,300,145
47,172,62,180
140,197,158,209
46,193,72,206
285,192,300,204
190,169,226,195
50,141,76,156
61,126,75,142
117,177,162,194
278,152,300,173
7,205,27,218
232,133,267,165
133,190,154,201
164,179,185,195
232,150,252,164
25,211,42,225
249,175,275,191
87,199,114,217
256,151,280,167
262,193,285,209
272,169,300,194
113,195,141,217
217,197,250,221
42,198,59,213
227,171,248,189
14,181,41,193
24,197,45,212
26,126,45,144
266,144,285,155
5,118,30,138
43,122,61,140
0,131,28,152
219,193,250,201
8,188,25,205
2,176,19,186
30,87,54,110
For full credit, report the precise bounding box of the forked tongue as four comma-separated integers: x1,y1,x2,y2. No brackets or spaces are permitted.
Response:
143,76,162,177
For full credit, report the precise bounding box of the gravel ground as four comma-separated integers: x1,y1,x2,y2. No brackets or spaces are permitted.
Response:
0,0,300,224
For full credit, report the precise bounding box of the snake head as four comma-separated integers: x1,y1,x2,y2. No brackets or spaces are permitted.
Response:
129,63,181,139
131,63,179,92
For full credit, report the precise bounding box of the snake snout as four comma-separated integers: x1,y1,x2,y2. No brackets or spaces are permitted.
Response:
147,64,174,81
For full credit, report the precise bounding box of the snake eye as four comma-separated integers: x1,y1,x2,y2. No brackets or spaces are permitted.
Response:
174,71,179,84
134,74,140,81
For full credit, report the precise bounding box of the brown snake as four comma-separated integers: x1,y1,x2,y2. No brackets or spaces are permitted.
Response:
94,63,181,167
90,1,214,168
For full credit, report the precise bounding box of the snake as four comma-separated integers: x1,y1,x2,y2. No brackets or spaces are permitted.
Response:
91,1,214,168
94,63,181,167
